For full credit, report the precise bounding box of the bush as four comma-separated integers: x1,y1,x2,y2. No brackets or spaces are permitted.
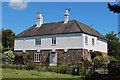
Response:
57,61,62,66
2,63,7,68
14,55,24,64
16,64,23,70
11,64,16,69
90,51,102,60
2,50,15,62
79,66,85,76
108,56,117,61
86,59,93,69
48,66,57,72
24,62,41,70
2,63,12,68
47,64,70,74
93,56,103,69
59,64,69,74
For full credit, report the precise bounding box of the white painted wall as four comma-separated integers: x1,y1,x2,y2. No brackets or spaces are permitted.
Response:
83,34,107,53
14,33,83,52
14,33,107,53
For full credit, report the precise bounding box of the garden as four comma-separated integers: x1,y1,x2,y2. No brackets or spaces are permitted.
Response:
2,49,115,78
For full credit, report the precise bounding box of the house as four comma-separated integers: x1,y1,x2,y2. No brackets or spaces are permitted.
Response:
14,9,108,66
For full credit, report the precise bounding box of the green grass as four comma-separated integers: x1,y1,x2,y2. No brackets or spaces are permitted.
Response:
2,68,84,78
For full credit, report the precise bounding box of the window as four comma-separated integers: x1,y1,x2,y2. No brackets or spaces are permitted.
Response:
92,38,95,45
34,53,40,62
23,38,25,41
35,38,41,45
52,37,56,45
85,36,88,45
96,38,98,44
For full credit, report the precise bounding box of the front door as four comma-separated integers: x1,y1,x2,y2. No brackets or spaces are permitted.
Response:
49,52,57,66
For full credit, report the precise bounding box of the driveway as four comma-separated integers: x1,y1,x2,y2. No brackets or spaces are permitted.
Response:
95,70,108,74
85,70,120,80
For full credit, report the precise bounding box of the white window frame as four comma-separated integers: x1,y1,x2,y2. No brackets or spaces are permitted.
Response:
85,36,88,45
23,38,25,41
52,37,56,45
35,38,41,45
92,38,95,45
34,53,40,62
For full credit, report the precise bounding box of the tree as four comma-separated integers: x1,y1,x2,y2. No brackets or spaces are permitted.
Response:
2,29,15,50
105,31,119,42
105,31,120,60
108,3,120,13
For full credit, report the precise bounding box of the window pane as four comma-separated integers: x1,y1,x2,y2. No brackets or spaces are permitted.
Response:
54,38,56,44
39,54,40,61
52,38,53,44
52,37,56,44
34,53,40,62
35,39,41,45
35,54,36,58
85,36,88,45
92,38,94,45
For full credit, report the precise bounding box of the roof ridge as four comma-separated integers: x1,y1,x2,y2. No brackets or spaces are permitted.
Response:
75,21,107,40
42,20,75,26
74,20,84,33
15,20,107,41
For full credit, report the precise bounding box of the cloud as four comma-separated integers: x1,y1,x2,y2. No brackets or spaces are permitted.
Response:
8,0,29,10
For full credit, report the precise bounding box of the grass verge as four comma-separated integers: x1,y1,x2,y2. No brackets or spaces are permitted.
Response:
2,68,84,79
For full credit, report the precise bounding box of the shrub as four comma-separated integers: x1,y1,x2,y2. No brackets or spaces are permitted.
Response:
11,64,16,69
14,55,24,64
47,64,70,74
2,50,15,62
86,59,93,69
79,66,85,76
16,64,23,70
90,51,102,60
48,66,57,72
2,63,12,68
59,64,69,74
57,61,62,66
93,56,104,69
107,56,117,61
2,63,7,68
24,62,40,70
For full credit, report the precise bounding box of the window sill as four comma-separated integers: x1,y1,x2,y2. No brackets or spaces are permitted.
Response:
35,45,41,46
51,44,56,46
34,61,40,62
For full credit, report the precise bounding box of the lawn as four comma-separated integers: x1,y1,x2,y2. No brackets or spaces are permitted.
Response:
2,68,84,79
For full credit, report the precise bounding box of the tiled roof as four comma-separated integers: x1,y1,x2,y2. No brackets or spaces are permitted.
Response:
15,20,108,40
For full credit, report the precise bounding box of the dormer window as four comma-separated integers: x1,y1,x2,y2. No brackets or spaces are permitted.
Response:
35,38,41,45
52,37,56,45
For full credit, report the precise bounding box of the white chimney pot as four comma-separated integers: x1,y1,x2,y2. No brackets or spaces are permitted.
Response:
64,9,69,23
36,12,43,27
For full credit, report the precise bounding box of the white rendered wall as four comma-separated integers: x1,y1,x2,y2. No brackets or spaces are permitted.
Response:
14,33,83,52
83,34,107,53
14,33,107,53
